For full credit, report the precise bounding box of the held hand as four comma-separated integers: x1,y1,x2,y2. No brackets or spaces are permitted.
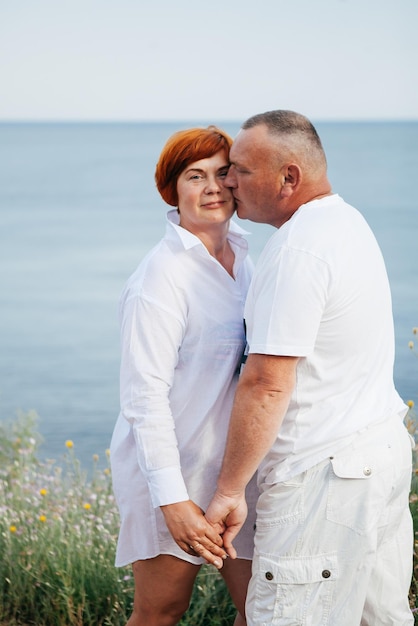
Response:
160,500,227,569
205,491,248,559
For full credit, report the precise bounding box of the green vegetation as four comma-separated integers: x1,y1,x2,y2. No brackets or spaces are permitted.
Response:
1,327,417,624
0,411,236,625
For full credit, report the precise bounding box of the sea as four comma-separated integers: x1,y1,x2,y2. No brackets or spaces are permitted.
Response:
0,121,417,468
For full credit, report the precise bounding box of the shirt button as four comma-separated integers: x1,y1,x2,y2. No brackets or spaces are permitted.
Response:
322,570,331,579
363,466,372,476
265,571,274,581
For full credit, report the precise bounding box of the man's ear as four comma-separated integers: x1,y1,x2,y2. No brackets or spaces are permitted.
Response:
280,164,301,197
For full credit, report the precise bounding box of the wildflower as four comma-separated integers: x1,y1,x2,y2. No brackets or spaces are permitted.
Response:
65,440,74,449
407,400,415,409
105,448,111,458
39,515,47,523
83,503,91,510
9,525,17,533
39,488,48,496
413,327,418,335
103,468,110,476
92,454,99,462
409,341,414,350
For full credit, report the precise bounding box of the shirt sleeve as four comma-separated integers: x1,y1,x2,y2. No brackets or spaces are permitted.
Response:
119,292,189,507
246,246,331,356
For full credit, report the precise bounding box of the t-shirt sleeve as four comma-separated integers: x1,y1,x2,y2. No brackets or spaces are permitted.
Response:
246,246,330,356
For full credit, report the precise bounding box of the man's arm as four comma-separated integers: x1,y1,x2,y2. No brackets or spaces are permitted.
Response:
206,352,298,557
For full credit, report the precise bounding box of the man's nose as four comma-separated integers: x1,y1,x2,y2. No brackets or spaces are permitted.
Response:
225,166,237,188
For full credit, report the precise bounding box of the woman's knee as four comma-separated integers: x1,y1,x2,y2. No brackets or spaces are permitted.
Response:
129,555,199,626
128,596,189,626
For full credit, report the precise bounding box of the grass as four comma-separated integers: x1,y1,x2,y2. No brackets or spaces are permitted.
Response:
0,410,237,625
1,326,417,624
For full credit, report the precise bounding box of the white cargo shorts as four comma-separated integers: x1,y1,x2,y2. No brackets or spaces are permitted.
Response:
246,416,414,625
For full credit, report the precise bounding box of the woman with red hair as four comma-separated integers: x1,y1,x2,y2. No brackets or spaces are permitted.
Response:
110,126,257,625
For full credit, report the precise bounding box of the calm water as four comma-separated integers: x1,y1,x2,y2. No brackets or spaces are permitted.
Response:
0,121,417,466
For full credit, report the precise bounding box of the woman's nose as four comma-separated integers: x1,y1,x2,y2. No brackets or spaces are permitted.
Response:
205,176,221,193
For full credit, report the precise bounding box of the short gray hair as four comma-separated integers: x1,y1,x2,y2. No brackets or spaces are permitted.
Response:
242,110,327,172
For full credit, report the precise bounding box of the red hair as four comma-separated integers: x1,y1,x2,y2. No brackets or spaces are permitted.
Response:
155,126,232,206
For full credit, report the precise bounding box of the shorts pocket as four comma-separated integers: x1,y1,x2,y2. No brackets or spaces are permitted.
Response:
326,446,393,534
256,473,305,528
249,553,338,625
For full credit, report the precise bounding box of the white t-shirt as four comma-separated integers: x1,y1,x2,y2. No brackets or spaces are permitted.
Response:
110,210,257,566
245,194,407,485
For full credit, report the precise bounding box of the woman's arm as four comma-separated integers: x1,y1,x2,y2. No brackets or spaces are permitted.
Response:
120,293,227,567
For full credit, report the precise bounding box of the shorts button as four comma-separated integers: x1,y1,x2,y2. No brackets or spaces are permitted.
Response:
363,466,372,476
265,571,274,581
322,570,331,579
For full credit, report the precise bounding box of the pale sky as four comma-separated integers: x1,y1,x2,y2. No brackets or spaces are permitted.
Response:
1,0,417,121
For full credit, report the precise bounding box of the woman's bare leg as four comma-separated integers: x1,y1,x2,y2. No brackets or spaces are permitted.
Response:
126,554,200,626
220,557,252,626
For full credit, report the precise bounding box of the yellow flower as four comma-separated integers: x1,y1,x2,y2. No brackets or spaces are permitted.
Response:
413,327,418,335
105,448,111,458
83,503,91,510
9,525,17,533
39,488,48,497
407,400,415,409
65,440,74,449
39,515,47,523
103,468,110,476
92,454,99,462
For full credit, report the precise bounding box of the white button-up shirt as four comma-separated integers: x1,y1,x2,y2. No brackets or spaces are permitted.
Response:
110,210,257,566
110,211,258,566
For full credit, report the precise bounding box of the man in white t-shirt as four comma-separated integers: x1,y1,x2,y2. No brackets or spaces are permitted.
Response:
205,110,414,625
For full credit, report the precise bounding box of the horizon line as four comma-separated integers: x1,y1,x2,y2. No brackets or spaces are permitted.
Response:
0,117,417,124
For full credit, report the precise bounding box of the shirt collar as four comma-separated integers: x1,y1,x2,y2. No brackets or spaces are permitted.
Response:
165,209,250,251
